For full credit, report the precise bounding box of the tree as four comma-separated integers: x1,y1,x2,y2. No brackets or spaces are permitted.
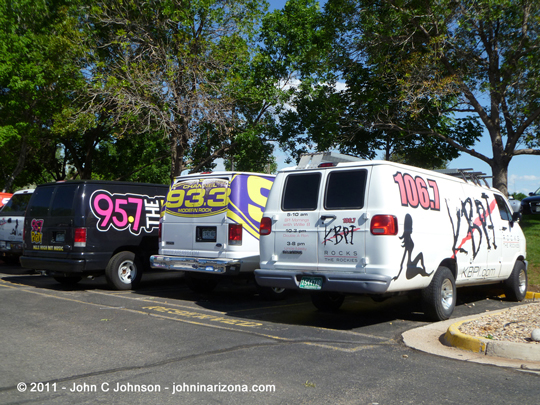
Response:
75,0,275,179
330,0,540,195
0,0,82,190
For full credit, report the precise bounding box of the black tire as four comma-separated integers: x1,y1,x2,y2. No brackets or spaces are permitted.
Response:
256,284,290,301
504,261,528,301
105,251,143,290
53,276,82,285
422,266,456,321
185,273,219,293
311,292,345,312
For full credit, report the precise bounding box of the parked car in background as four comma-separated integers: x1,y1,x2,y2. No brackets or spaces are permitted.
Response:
0,193,13,208
20,181,167,289
0,189,35,264
521,187,540,214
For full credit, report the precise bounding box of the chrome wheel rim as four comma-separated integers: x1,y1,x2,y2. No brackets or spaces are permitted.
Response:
441,278,454,310
118,260,135,284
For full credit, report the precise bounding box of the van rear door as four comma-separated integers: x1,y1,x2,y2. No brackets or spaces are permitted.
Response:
162,177,230,258
270,167,369,280
317,168,368,273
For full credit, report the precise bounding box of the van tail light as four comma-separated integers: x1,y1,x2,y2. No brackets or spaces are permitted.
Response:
260,217,272,236
158,221,162,241
228,223,243,245
370,215,398,235
74,227,87,247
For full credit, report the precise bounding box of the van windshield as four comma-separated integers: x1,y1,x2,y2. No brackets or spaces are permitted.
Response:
0,193,32,216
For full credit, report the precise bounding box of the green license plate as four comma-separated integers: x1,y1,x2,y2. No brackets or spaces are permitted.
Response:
299,276,323,290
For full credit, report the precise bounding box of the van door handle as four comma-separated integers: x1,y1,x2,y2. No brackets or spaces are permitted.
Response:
501,227,507,231
321,215,336,221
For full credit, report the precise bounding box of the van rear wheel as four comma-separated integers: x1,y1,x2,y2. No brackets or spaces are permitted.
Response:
504,261,527,301
311,292,345,312
422,266,456,321
105,251,143,290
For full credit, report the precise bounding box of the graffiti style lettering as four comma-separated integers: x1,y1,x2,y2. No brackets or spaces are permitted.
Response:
393,172,440,211
446,197,498,260
323,225,356,246
90,190,164,235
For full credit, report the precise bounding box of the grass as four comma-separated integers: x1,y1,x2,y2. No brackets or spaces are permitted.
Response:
520,215,540,287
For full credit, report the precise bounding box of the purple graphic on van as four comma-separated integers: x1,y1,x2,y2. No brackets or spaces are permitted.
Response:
227,174,274,240
90,190,164,235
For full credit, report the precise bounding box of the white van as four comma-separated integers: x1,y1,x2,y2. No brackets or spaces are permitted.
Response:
254,152,527,320
150,172,284,298
0,188,35,264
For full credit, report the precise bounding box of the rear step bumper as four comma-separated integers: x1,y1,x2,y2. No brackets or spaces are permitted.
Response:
150,255,242,275
254,269,392,294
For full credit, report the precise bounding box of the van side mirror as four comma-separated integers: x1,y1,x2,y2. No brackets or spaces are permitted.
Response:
511,211,522,223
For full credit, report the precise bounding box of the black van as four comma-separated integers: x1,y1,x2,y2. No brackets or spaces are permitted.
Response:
20,181,167,290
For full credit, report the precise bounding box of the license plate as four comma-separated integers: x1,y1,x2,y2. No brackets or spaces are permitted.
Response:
299,276,323,290
196,226,217,242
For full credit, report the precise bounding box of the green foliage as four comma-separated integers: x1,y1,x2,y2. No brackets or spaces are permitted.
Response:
511,192,527,201
77,0,274,178
326,0,540,195
0,0,84,190
520,215,540,286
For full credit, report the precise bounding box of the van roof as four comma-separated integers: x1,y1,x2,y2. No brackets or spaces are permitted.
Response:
280,158,498,192
175,171,275,179
35,180,168,188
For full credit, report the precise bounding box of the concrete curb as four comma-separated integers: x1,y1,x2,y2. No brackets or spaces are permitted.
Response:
443,295,540,362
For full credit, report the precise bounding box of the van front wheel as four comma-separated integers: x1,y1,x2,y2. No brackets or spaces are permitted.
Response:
422,266,456,321
504,261,527,301
105,252,143,290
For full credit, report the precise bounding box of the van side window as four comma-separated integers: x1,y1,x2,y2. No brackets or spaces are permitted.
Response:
282,173,321,211
28,187,55,217
50,185,78,216
494,194,512,222
325,170,367,210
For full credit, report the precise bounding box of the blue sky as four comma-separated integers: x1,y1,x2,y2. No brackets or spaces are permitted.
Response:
265,0,539,195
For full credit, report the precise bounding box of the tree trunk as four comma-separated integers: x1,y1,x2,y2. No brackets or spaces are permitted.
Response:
490,160,509,197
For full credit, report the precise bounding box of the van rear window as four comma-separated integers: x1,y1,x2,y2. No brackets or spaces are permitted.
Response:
50,185,78,216
28,187,55,217
325,170,367,210
282,173,321,211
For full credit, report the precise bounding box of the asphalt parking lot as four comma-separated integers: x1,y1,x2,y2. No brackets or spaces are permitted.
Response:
1,262,538,404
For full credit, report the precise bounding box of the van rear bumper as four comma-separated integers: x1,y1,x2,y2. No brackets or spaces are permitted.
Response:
254,269,392,294
150,255,242,275
20,256,86,274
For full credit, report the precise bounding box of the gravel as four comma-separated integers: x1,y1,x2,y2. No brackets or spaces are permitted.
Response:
459,302,540,344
